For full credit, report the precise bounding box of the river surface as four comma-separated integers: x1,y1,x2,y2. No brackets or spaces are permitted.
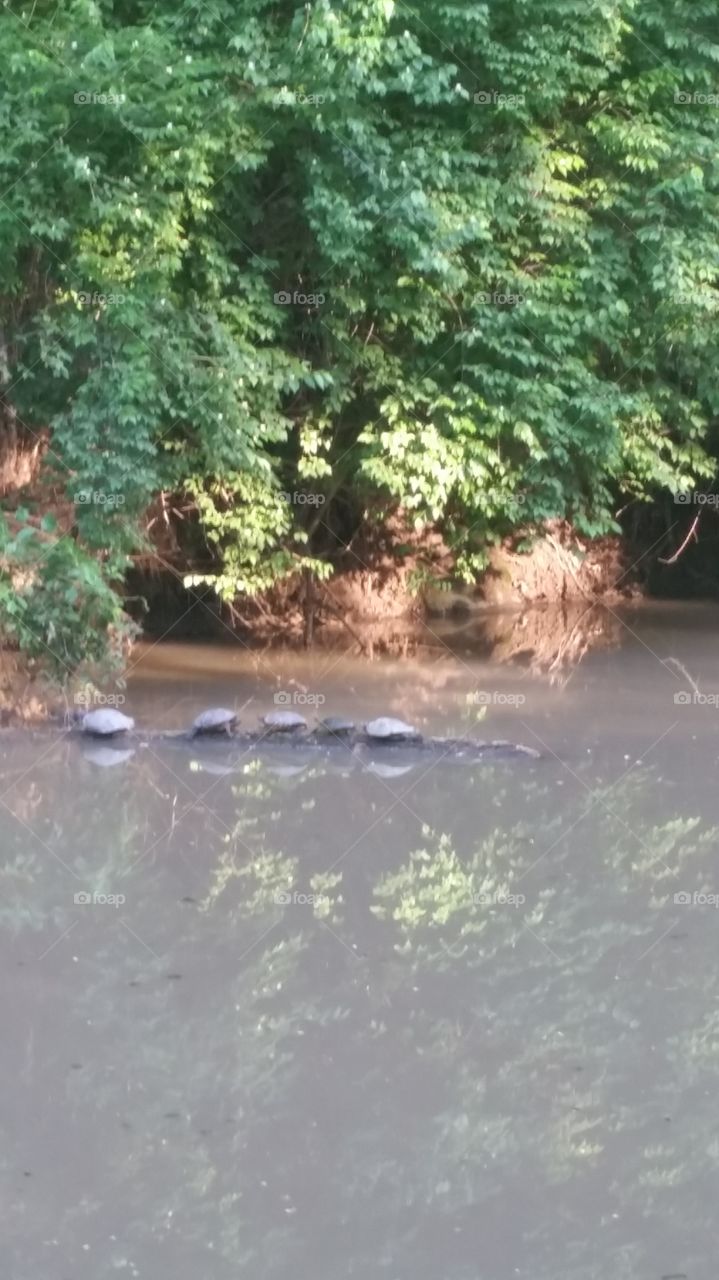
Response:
2,602,719,1279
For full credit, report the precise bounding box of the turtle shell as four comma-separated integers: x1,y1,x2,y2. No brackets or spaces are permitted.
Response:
191,707,238,735
261,709,307,731
318,716,355,735
80,709,135,737
364,716,418,740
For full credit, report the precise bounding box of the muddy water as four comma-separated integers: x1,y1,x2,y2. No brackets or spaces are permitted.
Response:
2,602,719,1279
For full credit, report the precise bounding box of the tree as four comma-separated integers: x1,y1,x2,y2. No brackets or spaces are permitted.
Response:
1,0,719,679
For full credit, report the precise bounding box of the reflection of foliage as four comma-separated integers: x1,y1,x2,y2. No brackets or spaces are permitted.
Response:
372,826,530,944
203,847,298,916
1,742,718,1277
309,871,344,921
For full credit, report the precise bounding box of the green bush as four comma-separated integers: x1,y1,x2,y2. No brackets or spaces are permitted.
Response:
0,513,135,682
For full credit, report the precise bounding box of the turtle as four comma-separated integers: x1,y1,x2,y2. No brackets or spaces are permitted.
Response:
76,708,135,738
316,715,355,737
190,707,238,737
260,709,307,733
364,716,419,742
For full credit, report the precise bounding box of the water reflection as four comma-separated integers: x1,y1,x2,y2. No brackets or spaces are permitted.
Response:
4,606,719,1278
0,717,716,1280
82,744,137,768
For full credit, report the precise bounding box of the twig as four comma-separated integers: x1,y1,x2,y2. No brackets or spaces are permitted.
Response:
302,567,314,648
658,514,700,564
320,584,370,655
545,534,595,600
546,602,596,675
297,4,311,52
663,657,701,697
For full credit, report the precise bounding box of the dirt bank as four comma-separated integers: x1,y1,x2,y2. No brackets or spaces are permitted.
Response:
134,515,634,644
423,520,632,616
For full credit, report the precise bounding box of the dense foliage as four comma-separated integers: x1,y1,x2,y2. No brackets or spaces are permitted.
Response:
1,0,719,676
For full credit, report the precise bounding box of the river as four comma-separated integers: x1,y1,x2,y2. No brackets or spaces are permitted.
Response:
1,602,717,1279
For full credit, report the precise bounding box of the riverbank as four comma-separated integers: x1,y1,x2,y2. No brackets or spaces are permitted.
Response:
3,595,705,727
126,516,635,646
